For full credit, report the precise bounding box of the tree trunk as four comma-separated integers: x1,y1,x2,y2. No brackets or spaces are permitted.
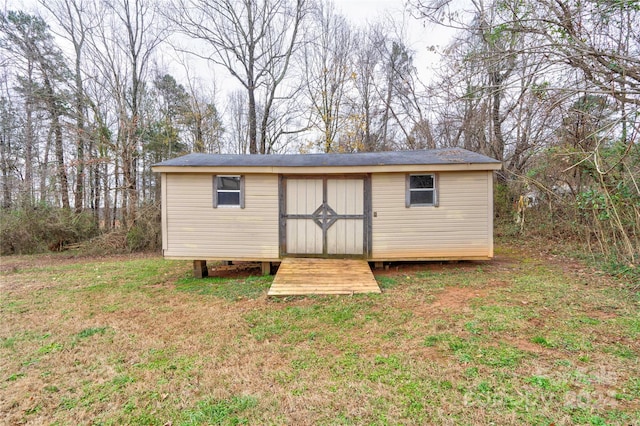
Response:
194,113,205,152
23,65,34,207
40,126,52,204
52,112,70,209
74,51,85,213
0,131,11,209
42,73,70,209
88,137,100,222
248,85,258,154
103,161,111,230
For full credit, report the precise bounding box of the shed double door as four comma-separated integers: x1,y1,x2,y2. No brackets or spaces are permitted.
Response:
282,176,370,257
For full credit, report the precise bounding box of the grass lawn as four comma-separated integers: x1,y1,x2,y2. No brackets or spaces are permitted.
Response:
1,245,638,425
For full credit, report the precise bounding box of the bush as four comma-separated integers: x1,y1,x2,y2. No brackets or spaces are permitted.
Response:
125,202,161,252
56,203,162,255
493,183,513,226
496,142,639,286
0,205,99,255
0,202,162,255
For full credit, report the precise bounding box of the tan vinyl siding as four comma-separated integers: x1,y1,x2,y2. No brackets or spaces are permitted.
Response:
161,173,168,251
371,171,493,259
164,173,279,259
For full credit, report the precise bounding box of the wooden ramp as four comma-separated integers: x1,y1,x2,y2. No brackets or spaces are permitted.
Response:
268,258,381,296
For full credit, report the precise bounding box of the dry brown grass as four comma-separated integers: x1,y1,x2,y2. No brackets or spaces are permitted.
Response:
1,246,638,425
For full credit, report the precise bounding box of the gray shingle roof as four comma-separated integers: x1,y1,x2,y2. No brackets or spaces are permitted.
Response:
153,148,501,168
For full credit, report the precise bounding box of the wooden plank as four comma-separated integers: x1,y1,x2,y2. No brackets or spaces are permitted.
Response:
268,258,381,296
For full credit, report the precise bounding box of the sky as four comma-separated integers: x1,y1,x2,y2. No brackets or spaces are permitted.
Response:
334,0,407,21
332,0,454,81
3,0,458,154
6,0,457,128
8,0,453,85
171,0,455,103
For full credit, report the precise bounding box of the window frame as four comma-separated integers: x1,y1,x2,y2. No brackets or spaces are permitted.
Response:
213,175,245,208
405,173,438,207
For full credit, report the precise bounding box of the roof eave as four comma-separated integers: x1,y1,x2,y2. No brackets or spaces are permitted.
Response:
152,162,503,174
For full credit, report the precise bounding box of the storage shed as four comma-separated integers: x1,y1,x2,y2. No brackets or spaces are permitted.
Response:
152,148,502,272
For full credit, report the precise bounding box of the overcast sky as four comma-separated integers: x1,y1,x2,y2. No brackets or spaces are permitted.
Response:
333,0,453,81
7,0,456,98
334,0,407,21
8,0,452,78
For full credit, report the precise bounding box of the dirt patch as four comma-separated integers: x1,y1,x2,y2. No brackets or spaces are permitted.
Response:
509,337,554,355
383,267,512,320
402,286,490,320
432,286,487,311
527,317,545,328
206,262,278,279
372,260,481,276
587,309,619,320
404,345,449,364
545,254,604,284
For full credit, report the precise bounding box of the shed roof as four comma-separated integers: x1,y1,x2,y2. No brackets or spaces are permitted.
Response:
153,148,501,170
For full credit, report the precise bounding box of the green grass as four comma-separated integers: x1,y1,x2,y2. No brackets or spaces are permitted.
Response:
1,248,639,424
175,275,272,300
180,395,258,425
376,276,399,289
76,326,108,339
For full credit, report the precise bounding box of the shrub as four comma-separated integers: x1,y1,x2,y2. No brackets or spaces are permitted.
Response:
0,204,99,255
125,202,161,252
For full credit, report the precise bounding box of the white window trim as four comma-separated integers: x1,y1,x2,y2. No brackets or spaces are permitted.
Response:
406,173,439,207
213,175,245,208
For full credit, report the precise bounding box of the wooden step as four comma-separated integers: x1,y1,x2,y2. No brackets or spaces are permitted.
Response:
268,258,381,296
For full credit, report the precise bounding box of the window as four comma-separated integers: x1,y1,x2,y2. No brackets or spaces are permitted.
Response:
406,174,438,207
213,175,244,208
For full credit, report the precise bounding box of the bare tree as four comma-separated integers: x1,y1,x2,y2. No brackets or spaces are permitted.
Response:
412,0,639,262
86,0,165,227
166,0,308,154
227,89,249,154
183,79,224,154
411,0,544,173
528,0,640,107
349,26,385,152
303,1,353,152
375,34,421,150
